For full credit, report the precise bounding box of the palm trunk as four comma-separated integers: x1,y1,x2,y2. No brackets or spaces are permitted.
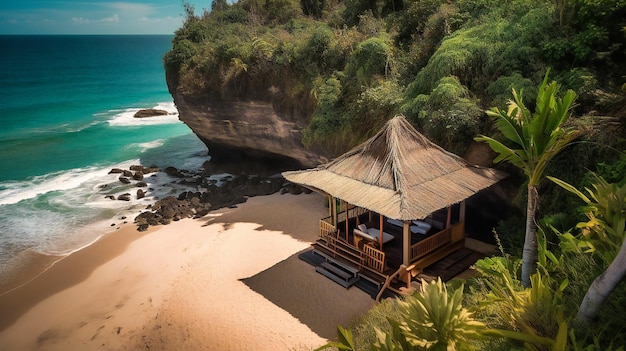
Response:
576,238,626,324
521,185,539,287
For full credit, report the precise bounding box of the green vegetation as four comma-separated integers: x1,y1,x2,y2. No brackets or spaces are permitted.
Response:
475,72,581,287
165,0,624,157
164,1,626,349
308,77,625,351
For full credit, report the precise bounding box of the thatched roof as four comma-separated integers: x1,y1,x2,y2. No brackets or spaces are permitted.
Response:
283,115,507,220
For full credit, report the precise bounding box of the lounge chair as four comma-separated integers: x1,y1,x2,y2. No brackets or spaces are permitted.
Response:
386,218,429,235
412,220,432,233
353,223,395,245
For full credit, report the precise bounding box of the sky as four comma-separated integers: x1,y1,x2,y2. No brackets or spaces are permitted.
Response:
0,1,193,35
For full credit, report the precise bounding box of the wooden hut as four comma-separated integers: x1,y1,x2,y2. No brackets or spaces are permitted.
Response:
283,116,506,296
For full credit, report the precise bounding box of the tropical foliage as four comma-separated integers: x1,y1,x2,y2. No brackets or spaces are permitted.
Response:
475,73,581,287
165,0,625,160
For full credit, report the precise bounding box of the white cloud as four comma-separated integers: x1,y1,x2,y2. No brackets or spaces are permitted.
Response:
99,14,119,23
72,16,90,24
0,2,183,34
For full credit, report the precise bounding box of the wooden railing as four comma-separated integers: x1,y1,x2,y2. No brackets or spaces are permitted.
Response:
408,221,466,262
319,216,386,274
410,226,453,261
363,244,385,273
320,218,337,240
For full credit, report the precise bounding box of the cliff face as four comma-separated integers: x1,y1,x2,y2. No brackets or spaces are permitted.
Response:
171,93,327,168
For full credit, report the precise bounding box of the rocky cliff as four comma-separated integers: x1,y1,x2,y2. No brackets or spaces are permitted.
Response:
171,94,326,168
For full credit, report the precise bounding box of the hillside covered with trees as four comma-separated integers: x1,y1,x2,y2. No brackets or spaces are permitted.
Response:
165,0,624,155
164,0,626,349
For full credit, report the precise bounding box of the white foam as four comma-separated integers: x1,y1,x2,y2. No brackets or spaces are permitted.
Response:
127,139,165,152
107,101,181,127
0,159,141,205
64,120,101,133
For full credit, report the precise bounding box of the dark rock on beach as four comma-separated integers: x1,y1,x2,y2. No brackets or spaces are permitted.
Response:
133,108,169,118
133,172,291,230
110,161,309,231
130,165,159,174
133,171,144,181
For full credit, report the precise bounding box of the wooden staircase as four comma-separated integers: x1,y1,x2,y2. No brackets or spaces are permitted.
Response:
315,260,360,289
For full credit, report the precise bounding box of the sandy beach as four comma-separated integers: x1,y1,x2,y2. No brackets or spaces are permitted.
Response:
0,192,375,350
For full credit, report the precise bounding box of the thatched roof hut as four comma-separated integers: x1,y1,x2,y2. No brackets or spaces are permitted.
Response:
283,115,506,220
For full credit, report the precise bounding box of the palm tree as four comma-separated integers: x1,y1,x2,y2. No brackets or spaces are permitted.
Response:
475,71,580,287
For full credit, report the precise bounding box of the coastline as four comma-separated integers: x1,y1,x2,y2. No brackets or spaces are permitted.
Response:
0,192,375,350
0,223,157,332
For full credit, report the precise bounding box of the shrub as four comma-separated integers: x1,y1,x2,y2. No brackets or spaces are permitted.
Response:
404,76,482,154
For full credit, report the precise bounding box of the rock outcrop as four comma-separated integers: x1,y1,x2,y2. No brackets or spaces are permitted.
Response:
169,96,328,168
133,169,310,231
134,109,169,118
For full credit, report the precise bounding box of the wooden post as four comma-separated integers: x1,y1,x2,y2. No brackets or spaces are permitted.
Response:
344,200,349,242
328,195,332,219
460,200,466,222
379,215,384,250
446,206,452,228
403,221,410,266
459,200,467,243
331,196,338,227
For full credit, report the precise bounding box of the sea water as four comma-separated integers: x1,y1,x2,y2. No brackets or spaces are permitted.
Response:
0,35,209,286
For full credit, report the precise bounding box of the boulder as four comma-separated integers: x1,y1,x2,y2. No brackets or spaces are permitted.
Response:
130,165,160,174
164,166,184,178
133,171,144,181
122,170,133,177
108,168,124,174
137,189,146,199
134,108,169,118
118,176,131,184
117,193,131,201
136,181,148,187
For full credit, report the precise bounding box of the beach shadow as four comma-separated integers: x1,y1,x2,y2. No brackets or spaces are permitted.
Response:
208,193,325,243
241,252,375,340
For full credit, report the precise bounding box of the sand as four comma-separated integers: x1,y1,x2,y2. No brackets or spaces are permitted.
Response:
0,192,376,351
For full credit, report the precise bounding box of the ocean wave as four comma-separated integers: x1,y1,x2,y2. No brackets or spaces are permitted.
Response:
0,160,140,206
107,101,180,127
126,139,165,153
63,120,103,133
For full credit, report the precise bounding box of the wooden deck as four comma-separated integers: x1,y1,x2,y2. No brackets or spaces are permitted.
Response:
330,210,452,272
302,209,482,300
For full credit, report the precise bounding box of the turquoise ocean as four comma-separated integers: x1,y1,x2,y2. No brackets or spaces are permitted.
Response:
0,35,209,286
